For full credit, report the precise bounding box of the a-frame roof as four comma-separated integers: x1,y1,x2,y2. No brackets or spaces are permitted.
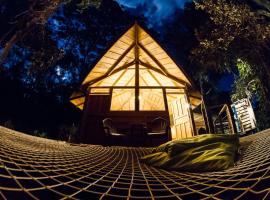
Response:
81,23,192,88
71,23,200,109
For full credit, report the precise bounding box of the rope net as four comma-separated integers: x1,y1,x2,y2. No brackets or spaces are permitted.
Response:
0,126,270,200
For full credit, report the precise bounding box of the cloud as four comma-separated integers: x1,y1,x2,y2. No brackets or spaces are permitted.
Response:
115,0,190,27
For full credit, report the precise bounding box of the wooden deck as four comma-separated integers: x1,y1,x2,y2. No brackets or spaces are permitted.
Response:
0,126,270,199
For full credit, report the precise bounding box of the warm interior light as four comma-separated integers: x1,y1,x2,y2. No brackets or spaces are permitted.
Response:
185,103,191,109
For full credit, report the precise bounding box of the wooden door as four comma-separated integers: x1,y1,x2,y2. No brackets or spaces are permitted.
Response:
169,94,195,140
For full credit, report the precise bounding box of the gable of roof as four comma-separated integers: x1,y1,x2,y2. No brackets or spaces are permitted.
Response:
81,23,192,88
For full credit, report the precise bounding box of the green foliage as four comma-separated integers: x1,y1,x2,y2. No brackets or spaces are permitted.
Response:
231,59,259,101
191,0,270,130
231,58,270,130
249,0,270,18
74,0,102,11
192,0,270,72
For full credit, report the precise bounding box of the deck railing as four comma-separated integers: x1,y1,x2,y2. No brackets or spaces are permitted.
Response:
213,104,236,134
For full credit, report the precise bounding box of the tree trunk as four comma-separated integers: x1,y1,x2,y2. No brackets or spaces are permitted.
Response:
0,0,61,66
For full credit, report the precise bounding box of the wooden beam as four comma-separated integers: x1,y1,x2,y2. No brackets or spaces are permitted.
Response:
108,87,113,110
138,43,189,87
111,67,128,86
89,86,184,89
74,102,84,106
162,88,169,112
107,60,135,76
111,88,132,98
84,61,135,88
135,22,139,111
84,42,135,87
122,70,135,86
138,73,149,86
69,94,85,100
201,99,210,133
225,104,237,134
100,42,135,75
138,43,168,73
139,60,166,76
139,61,186,86
147,68,163,86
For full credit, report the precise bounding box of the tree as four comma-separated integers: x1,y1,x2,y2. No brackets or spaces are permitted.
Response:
0,0,101,68
190,0,270,128
247,0,270,19
231,59,270,129
0,0,134,138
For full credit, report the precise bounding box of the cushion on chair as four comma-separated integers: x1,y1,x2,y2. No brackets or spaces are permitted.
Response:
103,118,118,134
147,132,166,136
111,132,124,136
149,117,167,134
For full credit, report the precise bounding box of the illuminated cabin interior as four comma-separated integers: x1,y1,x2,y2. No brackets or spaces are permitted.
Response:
70,23,206,144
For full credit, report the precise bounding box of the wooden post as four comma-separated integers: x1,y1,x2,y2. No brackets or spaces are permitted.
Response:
201,94,215,133
134,22,139,111
219,116,224,134
201,99,210,133
199,78,215,134
162,88,169,112
226,104,237,134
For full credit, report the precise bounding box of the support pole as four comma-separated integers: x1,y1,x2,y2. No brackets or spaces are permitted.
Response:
134,22,139,111
200,78,214,133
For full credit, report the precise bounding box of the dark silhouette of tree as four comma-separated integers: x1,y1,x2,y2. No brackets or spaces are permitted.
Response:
0,0,134,138
0,0,101,68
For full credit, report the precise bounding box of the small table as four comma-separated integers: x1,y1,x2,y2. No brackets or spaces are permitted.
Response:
128,123,149,146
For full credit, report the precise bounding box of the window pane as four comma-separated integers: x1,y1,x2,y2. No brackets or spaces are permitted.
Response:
110,89,135,111
91,68,135,87
139,89,165,111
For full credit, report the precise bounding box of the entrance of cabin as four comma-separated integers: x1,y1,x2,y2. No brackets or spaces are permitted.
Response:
78,87,204,145
168,94,195,140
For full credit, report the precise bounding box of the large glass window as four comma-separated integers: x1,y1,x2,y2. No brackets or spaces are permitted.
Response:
91,68,135,87
166,89,185,104
110,88,167,111
110,89,135,111
139,89,165,111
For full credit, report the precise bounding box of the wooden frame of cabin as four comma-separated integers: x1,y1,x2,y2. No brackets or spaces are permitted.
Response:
70,23,207,144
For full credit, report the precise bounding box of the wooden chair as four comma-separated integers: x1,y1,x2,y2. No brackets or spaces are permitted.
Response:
102,118,126,146
147,117,170,146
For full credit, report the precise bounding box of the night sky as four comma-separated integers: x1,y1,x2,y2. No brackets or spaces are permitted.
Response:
116,0,190,27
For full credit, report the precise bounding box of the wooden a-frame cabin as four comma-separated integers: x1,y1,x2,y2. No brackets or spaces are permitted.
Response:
70,23,207,144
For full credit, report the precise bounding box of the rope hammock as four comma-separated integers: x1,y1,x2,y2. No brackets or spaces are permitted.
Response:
0,126,269,199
